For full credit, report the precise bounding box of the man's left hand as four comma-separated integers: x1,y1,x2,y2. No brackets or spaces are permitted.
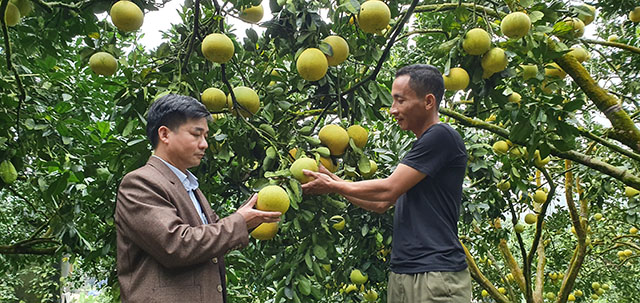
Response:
301,169,335,194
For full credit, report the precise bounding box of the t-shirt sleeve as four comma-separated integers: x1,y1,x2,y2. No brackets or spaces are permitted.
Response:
400,125,453,177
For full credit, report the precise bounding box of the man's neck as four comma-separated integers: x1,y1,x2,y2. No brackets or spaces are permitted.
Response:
153,149,187,174
413,114,440,137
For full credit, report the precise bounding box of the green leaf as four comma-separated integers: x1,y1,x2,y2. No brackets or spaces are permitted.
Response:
358,154,370,174
361,224,369,236
318,41,333,57
246,28,259,43
509,121,534,143
340,0,359,14
304,251,313,271
312,245,327,260
529,11,544,23
297,276,311,296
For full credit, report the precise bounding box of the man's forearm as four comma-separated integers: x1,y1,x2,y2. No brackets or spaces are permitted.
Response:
331,178,398,202
342,193,393,213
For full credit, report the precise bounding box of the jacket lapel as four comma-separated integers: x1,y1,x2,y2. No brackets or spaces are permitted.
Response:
147,156,205,225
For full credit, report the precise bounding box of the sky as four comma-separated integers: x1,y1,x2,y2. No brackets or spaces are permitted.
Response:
138,0,271,50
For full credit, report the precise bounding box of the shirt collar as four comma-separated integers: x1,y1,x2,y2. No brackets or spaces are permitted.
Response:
152,155,199,191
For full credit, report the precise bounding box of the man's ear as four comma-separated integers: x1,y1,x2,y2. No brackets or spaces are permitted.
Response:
424,94,436,110
157,126,171,145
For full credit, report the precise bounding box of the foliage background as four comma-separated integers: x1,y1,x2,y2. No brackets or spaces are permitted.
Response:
1,0,639,302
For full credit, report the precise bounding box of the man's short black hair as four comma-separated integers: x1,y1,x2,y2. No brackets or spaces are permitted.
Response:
395,64,445,107
146,94,211,149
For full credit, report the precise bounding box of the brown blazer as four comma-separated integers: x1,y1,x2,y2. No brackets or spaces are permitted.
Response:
115,156,249,302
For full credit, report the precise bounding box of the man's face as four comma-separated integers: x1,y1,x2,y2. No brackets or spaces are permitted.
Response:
389,75,430,132
163,117,209,170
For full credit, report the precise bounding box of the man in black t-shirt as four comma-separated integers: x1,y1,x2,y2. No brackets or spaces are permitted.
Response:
302,64,471,303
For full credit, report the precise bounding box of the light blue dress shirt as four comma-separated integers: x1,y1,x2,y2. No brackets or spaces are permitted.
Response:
153,155,208,224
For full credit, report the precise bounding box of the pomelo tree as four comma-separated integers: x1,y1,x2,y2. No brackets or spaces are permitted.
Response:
0,0,639,302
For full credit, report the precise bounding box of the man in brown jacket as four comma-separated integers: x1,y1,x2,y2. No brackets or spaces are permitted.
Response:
115,94,281,302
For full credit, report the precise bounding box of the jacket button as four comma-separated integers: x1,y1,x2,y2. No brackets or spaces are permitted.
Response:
212,257,218,264
217,285,223,293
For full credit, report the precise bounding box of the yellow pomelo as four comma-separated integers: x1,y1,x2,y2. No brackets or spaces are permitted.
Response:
226,86,260,117
524,213,537,224
10,0,32,17
0,160,18,184
110,1,144,32
361,160,377,178
443,67,469,91
201,87,227,111
608,35,618,42
268,69,280,86
501,12,531,39
319,156,337,173
545,63,566,79
481,47,508,74
521,64,538,80
462,28,491,55
569,46,589,62
251,222,278,240
347,125,368,148
239,4,264,23
562,17,585,38
4,2,20,27
630,227,638,234
625,186,640,197
577,4,596,25
323,35,349,66
89,52,118,76
508,92,521,104
492,140,509,155
257,185,290,214
330,215,345,231
202,33,234,63
533,189,547,204
350,269,368,284
357,0,390,34
630,7,640,23
296,48,328,81
290,157,318,184
319,124,349,155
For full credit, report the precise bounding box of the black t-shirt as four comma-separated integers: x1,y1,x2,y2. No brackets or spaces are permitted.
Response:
390,123,468,274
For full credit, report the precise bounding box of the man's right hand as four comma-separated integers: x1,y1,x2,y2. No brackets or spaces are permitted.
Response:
236,194,282,230
318,164,341,181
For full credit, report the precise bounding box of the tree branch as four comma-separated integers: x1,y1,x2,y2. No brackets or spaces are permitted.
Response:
556,160,587,303
1,0,27,140
554,53,640,153
0,238,60,255
397,28,449,41
181,0,202,74
414,3,504,18
461,241,510,303
341,0,420,97
439,107,640,190
525,167,555,294
580,38,640,55
498,239,527,294
576,127,640,162
505,195,532,302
